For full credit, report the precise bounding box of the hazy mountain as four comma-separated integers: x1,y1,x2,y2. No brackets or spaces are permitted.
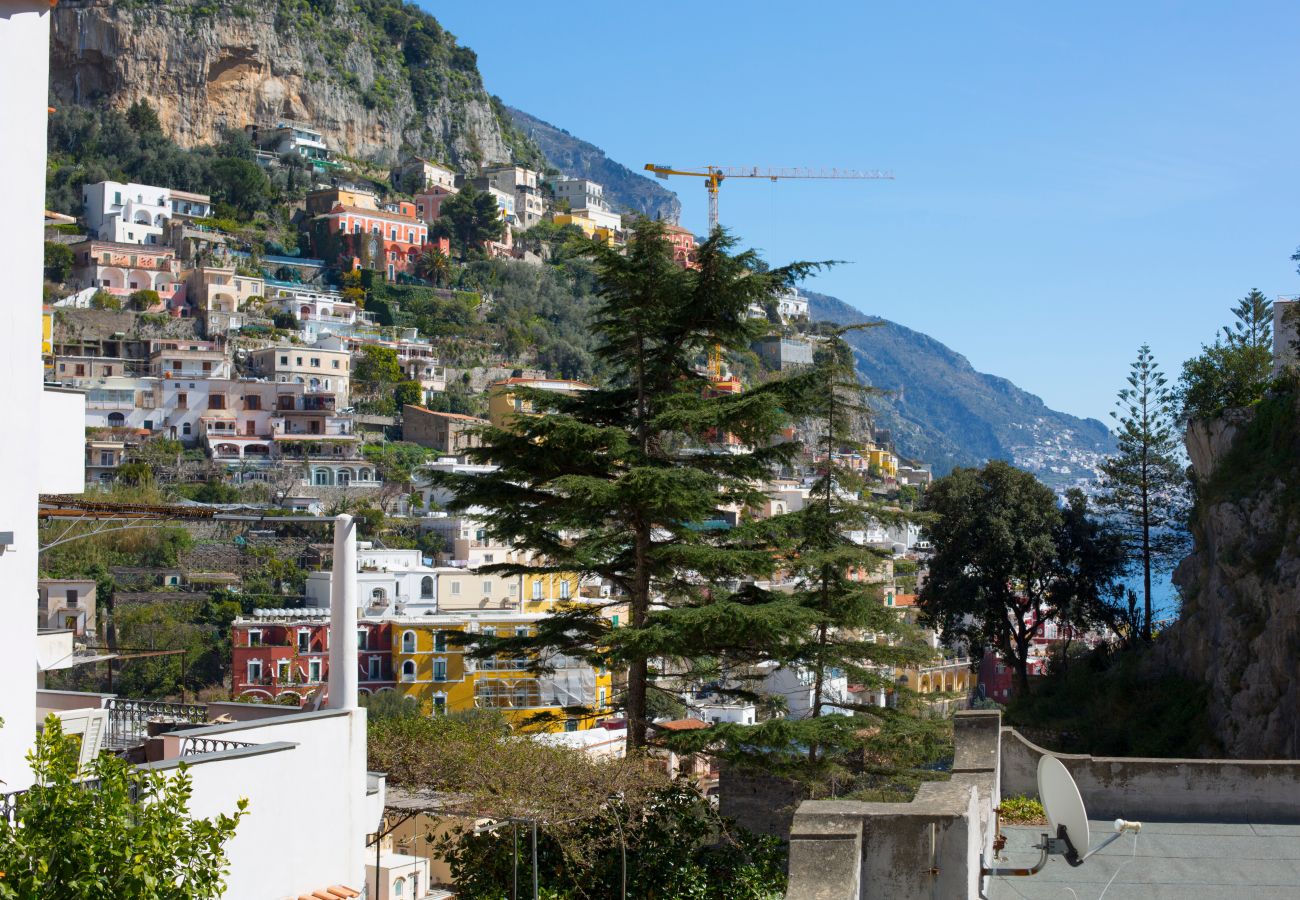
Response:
805,290,1115,485
505,106,681,222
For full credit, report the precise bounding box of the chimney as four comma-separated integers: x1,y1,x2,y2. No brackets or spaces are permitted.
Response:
327,514,358,710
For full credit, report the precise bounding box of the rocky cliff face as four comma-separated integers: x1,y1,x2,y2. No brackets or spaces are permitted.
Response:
1167,396,1300,757
50,0,523,169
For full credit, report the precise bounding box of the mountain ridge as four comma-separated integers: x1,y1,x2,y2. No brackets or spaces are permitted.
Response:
805,290,1115,483
505,106,681,222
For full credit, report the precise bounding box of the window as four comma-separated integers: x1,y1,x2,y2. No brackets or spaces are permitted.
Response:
401,660,416,682
280,355,288,365
66,589,79,608
297,630,309,653
182,422,192,436
401,630,416,653
308,659,322,682
564,719,579,733
450,582,461,596
432,694,446,716
310,357,320,367
560,580,571,599
394,877,405,897
483,554,494,564
371,587,386,603
296,356,303,366
176,392,187,409
202,361,212,372
420,576,433,599
357,628,368,650
247,628,261,646
432,659,446,682
611,615,619,628
99,451,114,466
532,581,543,601
482,580,493,595
208,394,225,410
277,660,290,683
332,359,341,369
245,395,261,410
433,631,446,653
368,657,382,680
247,660,262,683
104,365,114,376
599,688,607,708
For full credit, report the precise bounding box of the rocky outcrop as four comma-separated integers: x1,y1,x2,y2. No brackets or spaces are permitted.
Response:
1166,394,1300,758
50,0,518,168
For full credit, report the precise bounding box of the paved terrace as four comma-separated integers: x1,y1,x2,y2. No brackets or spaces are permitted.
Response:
990,820,1300,900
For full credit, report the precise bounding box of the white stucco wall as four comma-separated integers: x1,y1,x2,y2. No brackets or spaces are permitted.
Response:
39,389,87,494
0,0,53,789
156,709,376,898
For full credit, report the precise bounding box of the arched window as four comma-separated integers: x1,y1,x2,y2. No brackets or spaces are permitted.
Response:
337,468,352,486
401,630,415,653
359,468,371,481
420,576,433,599
181,422,192,436
393,877,405,897
433,631,446,653
107,412,125,427
314,468,332,486
401,660,415,682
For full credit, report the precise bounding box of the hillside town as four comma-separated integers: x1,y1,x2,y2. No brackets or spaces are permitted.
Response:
8,3,1300,900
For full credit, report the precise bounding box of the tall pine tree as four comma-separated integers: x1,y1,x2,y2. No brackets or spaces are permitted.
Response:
433,221,824,750
767,325,928,762
1097,344,1188,642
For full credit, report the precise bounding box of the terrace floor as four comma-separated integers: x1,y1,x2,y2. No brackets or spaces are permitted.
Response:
988,819,1300,899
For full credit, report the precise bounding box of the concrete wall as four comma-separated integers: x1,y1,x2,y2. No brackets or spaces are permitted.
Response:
0,0,53,791
1001,727,1300,822
153,707,376,898
784,710,1002,900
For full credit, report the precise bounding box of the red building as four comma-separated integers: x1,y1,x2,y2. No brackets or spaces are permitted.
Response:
663,223,698,269
977,654,1047,704
230,611,393,705
313,201,433,281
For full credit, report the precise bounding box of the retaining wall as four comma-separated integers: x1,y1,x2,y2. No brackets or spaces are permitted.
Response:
1001,727,1300,822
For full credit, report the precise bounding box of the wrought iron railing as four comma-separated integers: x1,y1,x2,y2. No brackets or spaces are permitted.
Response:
105,698,209,750
178,736,256,756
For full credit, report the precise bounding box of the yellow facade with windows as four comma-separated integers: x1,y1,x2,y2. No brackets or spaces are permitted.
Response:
391,614,614,732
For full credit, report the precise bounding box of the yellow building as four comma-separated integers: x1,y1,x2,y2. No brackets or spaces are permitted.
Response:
867,447,899,477
392,612,614,732
486,377,594,428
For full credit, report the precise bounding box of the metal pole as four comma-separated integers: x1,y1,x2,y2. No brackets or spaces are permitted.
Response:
512,820,518,900
531,819,538,900
612,808,626,900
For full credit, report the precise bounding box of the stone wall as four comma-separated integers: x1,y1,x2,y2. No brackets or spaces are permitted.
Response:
718,767,808,840
784,710,1001,900
1001,727,1300,822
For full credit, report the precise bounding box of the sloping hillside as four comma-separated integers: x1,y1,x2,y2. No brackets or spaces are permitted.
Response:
506,106,681,222
806,291,1114,483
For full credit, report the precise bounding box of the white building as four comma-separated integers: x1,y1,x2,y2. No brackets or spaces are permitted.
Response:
761,664,852,720
82,180,172,245
551,177,608,213
1,0,88,787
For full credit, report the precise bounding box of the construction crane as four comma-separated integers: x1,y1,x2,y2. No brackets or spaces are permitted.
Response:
644,164,894,232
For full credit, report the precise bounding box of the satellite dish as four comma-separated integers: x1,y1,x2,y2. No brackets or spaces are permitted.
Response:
1038,755,1089,862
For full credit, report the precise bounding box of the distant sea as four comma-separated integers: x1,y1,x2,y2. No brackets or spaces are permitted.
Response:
1123,572,1180,625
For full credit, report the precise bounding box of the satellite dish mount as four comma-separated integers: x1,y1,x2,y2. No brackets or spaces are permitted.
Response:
982,755,1141,881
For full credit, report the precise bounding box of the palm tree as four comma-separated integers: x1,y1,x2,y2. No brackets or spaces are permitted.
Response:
415,245,452,287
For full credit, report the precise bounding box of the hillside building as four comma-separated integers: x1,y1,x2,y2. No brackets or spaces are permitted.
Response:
402,404,486,455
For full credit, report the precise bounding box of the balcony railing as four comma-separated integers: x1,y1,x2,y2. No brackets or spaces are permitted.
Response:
178,736,256,756
105,698,209,750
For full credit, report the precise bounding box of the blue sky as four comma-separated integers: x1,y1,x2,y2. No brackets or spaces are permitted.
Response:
427,1,1300,423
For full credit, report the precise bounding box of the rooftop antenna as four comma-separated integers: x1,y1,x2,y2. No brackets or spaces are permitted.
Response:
983,755,1142,884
